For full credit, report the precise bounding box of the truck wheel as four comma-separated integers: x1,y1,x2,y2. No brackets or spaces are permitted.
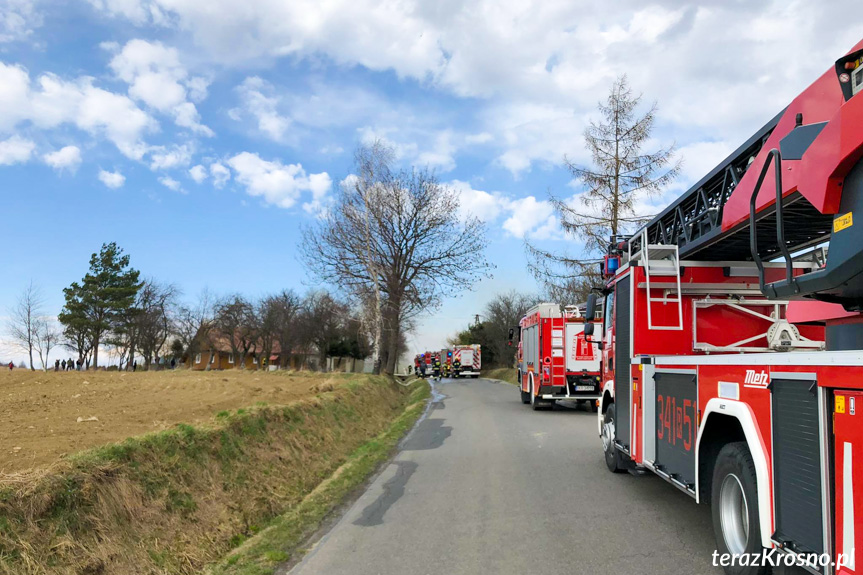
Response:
519,372,530,404
711,442,766,575
530,380,550,411
602,404,625,473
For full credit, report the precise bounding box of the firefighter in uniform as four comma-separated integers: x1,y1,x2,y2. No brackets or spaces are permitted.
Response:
433,355,441,380
452,356,461,378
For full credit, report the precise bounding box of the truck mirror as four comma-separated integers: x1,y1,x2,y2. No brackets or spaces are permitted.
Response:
584,322,594,337
508,327,514,341
584,293,597,322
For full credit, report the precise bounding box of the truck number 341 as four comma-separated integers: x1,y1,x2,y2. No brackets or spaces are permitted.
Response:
656,395,694,452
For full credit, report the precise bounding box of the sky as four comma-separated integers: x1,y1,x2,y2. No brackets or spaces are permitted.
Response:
0,0,862,365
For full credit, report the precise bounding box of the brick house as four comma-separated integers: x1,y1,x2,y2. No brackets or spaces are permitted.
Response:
190,330,321,371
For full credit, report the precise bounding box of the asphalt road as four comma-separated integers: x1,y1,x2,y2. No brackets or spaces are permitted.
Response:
286,377,724,575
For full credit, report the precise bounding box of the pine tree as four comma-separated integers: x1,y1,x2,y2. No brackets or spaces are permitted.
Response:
528,75,681,298
59,243,141,369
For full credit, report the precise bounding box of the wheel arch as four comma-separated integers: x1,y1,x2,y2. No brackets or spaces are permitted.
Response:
598,380,615,436
695,398,772,548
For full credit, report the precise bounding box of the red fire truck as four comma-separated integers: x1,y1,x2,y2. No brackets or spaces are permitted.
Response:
586,39,863,574
452,344,481,378
515,303,601,411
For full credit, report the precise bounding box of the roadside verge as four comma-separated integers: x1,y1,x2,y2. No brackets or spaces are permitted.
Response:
483,367,517,385
207,381,430,575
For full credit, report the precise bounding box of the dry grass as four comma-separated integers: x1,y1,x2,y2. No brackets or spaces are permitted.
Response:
0,369,338,474
210,381,431,575
0,373,420,575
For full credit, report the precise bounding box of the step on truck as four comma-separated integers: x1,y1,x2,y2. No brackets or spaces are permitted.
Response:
586,38,863,575
514,303,601,411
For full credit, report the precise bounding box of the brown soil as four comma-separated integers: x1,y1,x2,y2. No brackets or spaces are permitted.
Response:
0,369,330,473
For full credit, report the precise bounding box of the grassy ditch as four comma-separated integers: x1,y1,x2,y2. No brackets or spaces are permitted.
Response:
0,374,428,575
209,381,430,575
483,367,518,385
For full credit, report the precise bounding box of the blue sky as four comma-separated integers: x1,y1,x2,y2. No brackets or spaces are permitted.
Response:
1,0,862,362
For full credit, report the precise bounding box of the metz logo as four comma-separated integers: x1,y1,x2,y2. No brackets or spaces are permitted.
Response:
743,370,770,388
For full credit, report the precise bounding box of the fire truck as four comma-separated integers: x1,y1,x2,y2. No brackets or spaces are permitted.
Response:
452,344,481,378
414,351,435,377
515,303,601,410
585,39,863,574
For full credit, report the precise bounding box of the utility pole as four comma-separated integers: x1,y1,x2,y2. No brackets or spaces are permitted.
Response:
473,314,480,328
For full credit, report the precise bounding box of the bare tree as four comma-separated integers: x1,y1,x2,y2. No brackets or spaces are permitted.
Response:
541,267,603,305
483,291,540,368
271,289,301,370
6,281,42,371
258,290,302,370
301,142,492,375
213,295,258,369
528,75,681,292
175,288,214,368
34,318,60,372
300,291,349,369
134,279,179,369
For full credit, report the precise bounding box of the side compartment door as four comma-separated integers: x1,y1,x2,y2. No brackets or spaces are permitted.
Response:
834,390,863,573
614,275,631,450
654,370,697,489
771,376,824,557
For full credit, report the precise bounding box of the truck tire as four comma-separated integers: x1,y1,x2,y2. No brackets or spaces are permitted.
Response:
530,379,551,411
602,404,625,473
519,372,530,404
711,442,767,575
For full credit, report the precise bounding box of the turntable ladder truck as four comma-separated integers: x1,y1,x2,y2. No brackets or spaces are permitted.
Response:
583,39,863,574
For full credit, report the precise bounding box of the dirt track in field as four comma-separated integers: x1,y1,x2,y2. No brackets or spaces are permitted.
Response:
0,369,334,474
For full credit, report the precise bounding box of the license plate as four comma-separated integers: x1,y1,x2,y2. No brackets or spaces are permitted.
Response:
575,385,594,392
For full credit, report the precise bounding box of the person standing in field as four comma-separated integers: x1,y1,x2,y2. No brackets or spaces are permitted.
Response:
62,359,66,370
8,361,12,371
76,358,82,371
55,359,60,371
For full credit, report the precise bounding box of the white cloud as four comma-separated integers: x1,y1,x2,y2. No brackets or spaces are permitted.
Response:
449,179,504,222
465,132,493,145
98,169,125,189
189,164,207,183
209,162,230,188
0,0,42,43
231,76,290,142
447,179,562,240
158,175,184,193
416,130,456,172
0,135,33,164
43,145,82,172
502,195,560,239
149,143,192,170
302,172,332,215
62,0,863,182
108,39,213,136
0,62,155,160
226,151,332,209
